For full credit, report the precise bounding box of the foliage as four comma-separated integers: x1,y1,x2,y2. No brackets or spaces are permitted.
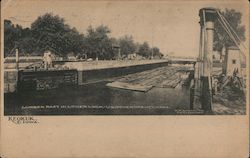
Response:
84,25,113,60
214,9,245,52
31,13,84,56
151,47,163,58
118,35,136,56
138,42,151,58
4,13,163,59
4,20,23,56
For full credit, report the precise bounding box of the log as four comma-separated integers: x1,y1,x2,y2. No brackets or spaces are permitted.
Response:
106,81,153,92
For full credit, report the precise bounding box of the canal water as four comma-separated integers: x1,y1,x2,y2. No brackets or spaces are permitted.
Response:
4,81,191,115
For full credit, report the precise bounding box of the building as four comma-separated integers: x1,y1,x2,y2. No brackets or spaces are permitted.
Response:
223,46,242,77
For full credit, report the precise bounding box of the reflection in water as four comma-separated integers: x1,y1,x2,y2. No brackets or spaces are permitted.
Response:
5,82,190,115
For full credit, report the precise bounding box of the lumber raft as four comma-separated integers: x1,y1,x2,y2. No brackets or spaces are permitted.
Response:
106,81,153,92
106,66,193,92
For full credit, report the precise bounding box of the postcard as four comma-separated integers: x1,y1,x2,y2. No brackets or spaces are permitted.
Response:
1,0,249,157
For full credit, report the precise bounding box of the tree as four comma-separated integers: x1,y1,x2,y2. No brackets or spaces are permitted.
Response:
4,19,42,56
17,37,37,55
138,42,150,58
31,13,70,37
62,27,85,55
118,35,136,56
4,13,164,60
84,25,113,60
4,20,23,56
30,13,84,56
214,9,245,52
151,47,163,58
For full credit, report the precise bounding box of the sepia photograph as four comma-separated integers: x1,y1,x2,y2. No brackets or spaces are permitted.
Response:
3,0,248,115
1,1,249,158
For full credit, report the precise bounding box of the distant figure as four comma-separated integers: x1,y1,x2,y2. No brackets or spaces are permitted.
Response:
43,50,53,69
212,78,219,94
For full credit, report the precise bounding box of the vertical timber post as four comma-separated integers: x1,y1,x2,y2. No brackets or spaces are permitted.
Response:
15,48,19,92
15,48,19,70
199,8,216,112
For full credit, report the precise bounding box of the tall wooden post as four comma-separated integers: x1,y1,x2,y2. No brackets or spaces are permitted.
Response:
15,48,19,70
199,8,216,112
15,48,19,92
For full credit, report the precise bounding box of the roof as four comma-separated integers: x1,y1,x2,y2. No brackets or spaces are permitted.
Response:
227,46,240,50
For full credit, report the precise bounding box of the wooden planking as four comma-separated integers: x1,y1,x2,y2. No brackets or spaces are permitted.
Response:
106,81,153,92
106,66,193,92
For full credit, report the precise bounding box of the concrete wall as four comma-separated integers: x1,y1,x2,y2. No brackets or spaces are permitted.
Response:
5,60,169,92
57,59,168,71
78,62,168,85
17,70,78,91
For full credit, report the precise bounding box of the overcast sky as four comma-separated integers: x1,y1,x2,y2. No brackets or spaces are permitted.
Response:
2,0,249,57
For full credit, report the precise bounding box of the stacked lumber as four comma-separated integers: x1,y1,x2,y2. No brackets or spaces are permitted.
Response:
106,81,153,92
106,66,193,92
157,73,181,88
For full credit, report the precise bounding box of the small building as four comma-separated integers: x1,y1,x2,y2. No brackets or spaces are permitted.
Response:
223,46,242,77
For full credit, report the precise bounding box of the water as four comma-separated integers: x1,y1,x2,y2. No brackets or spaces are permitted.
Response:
4,81,191,115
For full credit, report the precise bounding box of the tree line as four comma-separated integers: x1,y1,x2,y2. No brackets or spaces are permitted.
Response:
4,13,163,59
4,9,245,59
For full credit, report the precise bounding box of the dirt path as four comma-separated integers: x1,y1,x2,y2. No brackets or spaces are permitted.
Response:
213,87,246,115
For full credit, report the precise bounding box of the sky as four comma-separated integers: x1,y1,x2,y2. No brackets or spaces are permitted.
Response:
2,0,249,57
